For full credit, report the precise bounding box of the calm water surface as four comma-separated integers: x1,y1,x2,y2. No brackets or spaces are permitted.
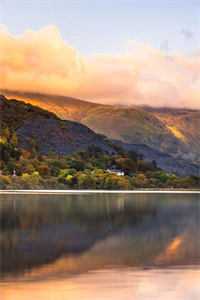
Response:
0,193,200,299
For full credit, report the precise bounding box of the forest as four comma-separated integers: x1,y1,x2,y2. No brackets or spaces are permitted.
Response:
0,127,199,190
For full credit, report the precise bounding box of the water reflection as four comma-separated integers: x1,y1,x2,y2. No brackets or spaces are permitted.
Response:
1,269,200,300
0,193,200,281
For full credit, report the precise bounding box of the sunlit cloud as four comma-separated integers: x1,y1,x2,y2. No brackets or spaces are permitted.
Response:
0,25,200,108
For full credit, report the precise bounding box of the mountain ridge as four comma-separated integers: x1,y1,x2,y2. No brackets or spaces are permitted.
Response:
2,90,199,166
1,94,199,177
0,95,113,155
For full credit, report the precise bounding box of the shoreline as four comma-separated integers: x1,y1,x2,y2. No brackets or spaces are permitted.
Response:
0,189,200,195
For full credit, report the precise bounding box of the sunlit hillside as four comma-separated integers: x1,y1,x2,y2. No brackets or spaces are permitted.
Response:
3,90,200,165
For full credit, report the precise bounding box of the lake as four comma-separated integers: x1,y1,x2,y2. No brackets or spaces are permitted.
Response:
0,192,200,299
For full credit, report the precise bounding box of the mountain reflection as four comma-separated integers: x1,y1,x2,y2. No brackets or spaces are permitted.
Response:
1,269,200,300
0,193,200,280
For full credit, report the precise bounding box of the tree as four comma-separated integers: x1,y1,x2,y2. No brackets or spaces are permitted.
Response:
68,159,85,171
21,171,41,188
132,173,149,188
154,171,170,184
2,127,10,142
76,173,94,189
10,132,18,147
104,174,130,189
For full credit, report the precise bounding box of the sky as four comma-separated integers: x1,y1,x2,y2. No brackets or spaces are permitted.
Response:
1,0,199,54
0,0,200,108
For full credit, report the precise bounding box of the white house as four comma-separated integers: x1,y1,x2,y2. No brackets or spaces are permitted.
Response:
106,168,125,176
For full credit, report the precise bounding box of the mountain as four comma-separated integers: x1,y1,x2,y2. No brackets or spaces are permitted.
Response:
2,90,200,166
117,142,200,177
144,106,200,163
0,95,113,155
1,90,99,121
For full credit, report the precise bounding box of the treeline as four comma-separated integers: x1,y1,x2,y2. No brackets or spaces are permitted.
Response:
0,128,199,189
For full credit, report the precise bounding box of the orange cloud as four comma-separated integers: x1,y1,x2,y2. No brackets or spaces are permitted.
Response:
0,25,200,108
0,25,84,95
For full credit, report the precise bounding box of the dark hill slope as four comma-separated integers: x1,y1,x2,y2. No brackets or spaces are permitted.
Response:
117,142,200,177
0,95,113,155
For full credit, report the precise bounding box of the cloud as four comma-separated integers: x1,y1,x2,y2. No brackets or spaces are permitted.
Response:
0,25,200,109
0,25,84,95
181,29,194,40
